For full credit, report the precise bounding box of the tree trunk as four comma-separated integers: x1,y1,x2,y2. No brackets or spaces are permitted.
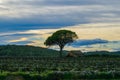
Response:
59,46,63,57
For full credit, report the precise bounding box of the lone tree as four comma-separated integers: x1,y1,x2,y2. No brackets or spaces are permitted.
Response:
44,30,78,57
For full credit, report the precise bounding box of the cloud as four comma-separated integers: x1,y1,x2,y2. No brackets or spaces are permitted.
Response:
0,29,57,36
0,28,58,46
112,48,120,51
0,0,99,6
9,41,34,45
71,39,109,47
8,37,28,43
0,0,120,32
1,0,120,6
0,23,120,47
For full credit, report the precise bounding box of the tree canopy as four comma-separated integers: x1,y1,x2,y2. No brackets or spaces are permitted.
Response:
44,30,78,57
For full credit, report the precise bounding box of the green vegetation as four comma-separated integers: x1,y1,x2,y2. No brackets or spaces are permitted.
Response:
0,56,120,80
0,71,120,80
44,30,78,57
0,45,120,79
84,51,120,57
0,45,60,57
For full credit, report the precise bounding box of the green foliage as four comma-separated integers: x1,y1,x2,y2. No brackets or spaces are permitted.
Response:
44,30,78,57
44,30,78,46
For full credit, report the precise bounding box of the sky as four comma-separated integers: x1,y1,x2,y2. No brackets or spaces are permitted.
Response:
0,0,120,52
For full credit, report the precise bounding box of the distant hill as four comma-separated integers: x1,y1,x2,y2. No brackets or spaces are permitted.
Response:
84,51,120,56
0,45,59,57
0,45,120,57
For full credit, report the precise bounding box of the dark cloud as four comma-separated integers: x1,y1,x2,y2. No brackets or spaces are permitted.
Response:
5,0,119,6
0,0,120,32
0,33,36,37
0,11,89,32
113,48,120,51
3,0,98,6
71,39,109,47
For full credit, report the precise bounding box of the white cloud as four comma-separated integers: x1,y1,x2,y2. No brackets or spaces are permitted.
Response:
8,37,28,43
0,0,120,24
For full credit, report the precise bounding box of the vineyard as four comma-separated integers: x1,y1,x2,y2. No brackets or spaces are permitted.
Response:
0,45,120,80
0,56,120,80
0,56,120,72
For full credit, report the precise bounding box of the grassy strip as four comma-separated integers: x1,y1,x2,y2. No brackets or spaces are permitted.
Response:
0,71,120,80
